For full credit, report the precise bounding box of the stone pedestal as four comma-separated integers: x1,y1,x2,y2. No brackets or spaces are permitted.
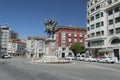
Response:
45,38,56,56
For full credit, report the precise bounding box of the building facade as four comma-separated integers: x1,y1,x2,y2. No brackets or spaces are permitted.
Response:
86,0,120,60
1,26,18,52
7,39,26,56
54,26,86,58
26,36,46,58
0,28,2,51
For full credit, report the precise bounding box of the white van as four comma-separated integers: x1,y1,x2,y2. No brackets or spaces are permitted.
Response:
76,54,85,61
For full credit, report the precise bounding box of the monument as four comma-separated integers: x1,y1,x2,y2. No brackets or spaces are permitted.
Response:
44,19,57,56
40,19,58,63
32,19,71,64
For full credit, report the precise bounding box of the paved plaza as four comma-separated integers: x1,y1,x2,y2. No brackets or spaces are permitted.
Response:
0,58,120,80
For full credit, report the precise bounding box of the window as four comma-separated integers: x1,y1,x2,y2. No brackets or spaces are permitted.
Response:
96,13,100,19
96,5,100,10
91,24,94,30
114,6,119,13
62,32,66,37
111,39,120,44
87,4,89,8
96,31,100,36
91,33,95,37
108,10,113,15
87,27,90,31
109,19,113,25
114,0,118,2
62,48,66,51
101,31,104,35
87,35,90,38
91,16,94,21
109,29,114,35
91,40,104,46
87,19,90,24
88,12,90,16
91,8,95,13
101,21,104,26
74,38,77,42
116,27,120,34
101,12,103,17
96,22,100,28
115,17,120,23
107,0,112,5
94,0,98,3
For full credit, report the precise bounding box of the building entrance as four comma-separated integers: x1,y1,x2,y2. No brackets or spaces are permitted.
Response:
62,53,65,58
113,49,119,60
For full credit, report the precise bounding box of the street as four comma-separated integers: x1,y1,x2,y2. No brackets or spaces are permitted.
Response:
0,58,120,80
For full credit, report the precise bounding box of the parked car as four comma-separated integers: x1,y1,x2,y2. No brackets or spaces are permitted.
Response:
2,54,12,59
97,57,116,63
65,55,75,60
90,57,97,62
84,57,90,61
76,54,85,61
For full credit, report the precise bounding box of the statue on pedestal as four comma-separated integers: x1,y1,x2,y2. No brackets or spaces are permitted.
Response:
44,19,57,56
44,19,57,38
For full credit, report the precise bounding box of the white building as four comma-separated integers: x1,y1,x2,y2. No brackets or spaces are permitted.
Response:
0,28,2,53
1,26,18,52
7,39,26,56
26,36,46,58
86,0,120,60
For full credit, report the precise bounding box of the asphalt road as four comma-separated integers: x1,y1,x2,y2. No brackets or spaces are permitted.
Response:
0,58,120,80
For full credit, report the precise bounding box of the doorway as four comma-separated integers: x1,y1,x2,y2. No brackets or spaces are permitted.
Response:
113,49,119,60
62,53,65,58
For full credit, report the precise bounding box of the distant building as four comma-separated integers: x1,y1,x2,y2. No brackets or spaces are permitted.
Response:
86,0,120,60
7,39,26,56
0,28,2,53
54,26,86,58
26,36,46,58
1,26,18,52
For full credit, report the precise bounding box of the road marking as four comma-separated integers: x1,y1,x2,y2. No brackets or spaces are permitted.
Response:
87,65,120,72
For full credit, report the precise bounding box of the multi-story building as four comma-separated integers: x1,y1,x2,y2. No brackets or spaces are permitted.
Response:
54,26,86,58
26,36,46,58
0,28,2,53
86,0,120,60
1,26,18,52
7,39,26,56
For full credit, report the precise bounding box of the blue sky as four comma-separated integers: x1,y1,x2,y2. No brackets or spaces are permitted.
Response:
0,0,89,39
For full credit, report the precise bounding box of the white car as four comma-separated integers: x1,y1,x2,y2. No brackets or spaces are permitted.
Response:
98,57,115,63
2,54,12,59
65,56,75,60
76,54,85,61
84,56,97,62
89,57,97,62
84,57,90,61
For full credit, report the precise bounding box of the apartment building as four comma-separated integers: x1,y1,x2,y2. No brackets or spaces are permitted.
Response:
86,0,120,60
1,26,18,52
0,28,2,53
54,26,86,58
26,36,46,58
7,39,26,56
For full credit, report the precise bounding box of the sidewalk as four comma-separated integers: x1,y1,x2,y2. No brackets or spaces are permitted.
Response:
115,60,120,64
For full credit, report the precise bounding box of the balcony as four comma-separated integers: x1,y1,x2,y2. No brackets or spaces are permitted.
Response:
103,0,120,10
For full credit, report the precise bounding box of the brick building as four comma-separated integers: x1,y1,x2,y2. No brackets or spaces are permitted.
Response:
54,26,86,58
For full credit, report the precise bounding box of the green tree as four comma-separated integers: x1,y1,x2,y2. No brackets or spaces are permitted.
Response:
69,42,86,56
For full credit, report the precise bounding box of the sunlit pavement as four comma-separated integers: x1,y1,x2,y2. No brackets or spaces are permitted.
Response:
0,58,120,80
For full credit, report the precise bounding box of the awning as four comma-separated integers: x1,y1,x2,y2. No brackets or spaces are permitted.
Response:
98,49,107,53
